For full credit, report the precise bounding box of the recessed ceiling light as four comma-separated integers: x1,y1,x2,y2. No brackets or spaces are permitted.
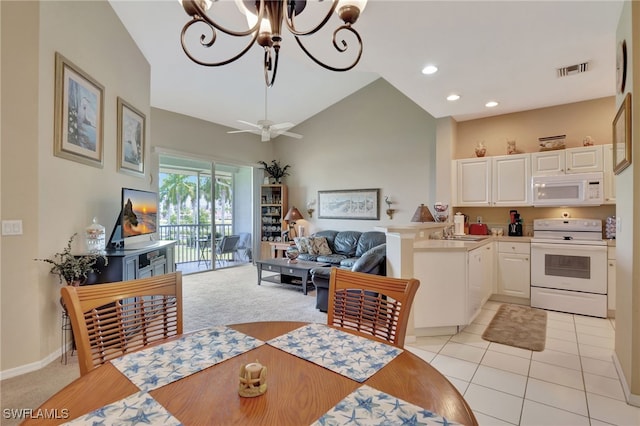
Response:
422,65,438,75
447,94,460,101
485,101,499,108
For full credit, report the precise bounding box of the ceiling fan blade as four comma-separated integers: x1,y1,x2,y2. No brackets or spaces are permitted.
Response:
237,119,261,129
227,129,254,134
280,131,303,139
271,122,295,130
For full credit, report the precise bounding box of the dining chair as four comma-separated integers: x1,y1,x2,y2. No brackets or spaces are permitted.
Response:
327,268,420,348
61,272,183,376
215,234,240,266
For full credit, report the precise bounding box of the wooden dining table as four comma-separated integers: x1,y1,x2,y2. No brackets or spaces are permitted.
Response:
22,321,478,425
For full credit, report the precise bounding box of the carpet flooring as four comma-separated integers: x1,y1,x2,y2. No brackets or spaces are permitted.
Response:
482,303,547,351
0,264,326,425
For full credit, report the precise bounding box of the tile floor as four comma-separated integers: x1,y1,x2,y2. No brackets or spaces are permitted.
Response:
405,301,640,425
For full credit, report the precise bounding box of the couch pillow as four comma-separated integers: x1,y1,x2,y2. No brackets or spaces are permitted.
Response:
294,237,310,254
307,236,332,255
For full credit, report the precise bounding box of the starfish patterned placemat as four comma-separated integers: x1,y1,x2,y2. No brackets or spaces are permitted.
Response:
311,385,461,426
112,326,264,391
63,391,181,425
267,323,402,382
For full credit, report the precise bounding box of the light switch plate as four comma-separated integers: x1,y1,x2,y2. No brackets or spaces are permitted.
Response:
2,220,23,235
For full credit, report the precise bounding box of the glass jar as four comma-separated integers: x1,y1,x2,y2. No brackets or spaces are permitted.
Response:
85,217,106,253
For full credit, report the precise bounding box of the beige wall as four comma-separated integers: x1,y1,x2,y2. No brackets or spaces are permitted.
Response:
614,0,640,404
1,0,153,374
271,78,438,234
456,97,615,159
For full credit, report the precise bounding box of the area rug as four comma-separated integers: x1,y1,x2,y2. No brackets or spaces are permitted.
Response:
482,304,547,351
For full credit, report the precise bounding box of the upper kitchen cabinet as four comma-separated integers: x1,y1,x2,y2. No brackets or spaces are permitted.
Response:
492,154,530,206
454,154,530,207
455,158,491,206
532,145,603,176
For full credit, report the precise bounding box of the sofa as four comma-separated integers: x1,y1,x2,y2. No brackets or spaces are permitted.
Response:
293,230,386,312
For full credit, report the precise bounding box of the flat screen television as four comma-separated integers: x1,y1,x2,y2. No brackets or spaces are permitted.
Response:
121,187,158,239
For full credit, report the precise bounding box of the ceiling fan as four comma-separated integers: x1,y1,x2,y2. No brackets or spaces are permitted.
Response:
228,88,303,142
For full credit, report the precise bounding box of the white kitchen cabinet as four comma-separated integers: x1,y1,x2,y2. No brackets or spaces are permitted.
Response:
608,246,616,312
455,158,491,206
492,154,530,206
497,241,530,298
531,150,566,175
603,144,616,204
413,241,494,330
532,145,603,176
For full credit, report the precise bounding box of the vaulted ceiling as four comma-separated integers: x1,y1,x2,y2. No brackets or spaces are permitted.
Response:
110,1,624,136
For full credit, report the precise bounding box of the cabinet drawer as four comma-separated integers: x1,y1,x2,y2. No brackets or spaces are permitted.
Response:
261,264,281,273
498,241,530,254
282,267,300,276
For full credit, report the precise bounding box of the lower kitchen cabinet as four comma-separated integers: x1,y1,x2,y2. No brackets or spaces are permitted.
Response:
497,241,530,298
413,241,493,331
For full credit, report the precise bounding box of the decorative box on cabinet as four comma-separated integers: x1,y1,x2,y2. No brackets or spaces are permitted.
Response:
86,241,176,284
260,184,288,259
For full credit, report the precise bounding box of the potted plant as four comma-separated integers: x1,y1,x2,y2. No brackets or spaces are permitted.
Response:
258,160,291,184
35,233,107,286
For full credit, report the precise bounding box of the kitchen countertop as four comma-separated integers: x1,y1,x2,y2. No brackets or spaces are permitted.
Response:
414,235,533,251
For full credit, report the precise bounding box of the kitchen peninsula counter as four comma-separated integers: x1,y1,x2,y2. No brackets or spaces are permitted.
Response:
414,235,532,251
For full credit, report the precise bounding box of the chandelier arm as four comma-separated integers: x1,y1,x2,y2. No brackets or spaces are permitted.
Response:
293,25,363,72
284,0,339,36
182,0,259,37
181,18,259,67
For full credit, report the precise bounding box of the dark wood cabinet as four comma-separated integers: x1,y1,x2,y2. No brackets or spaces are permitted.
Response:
86,241,176,284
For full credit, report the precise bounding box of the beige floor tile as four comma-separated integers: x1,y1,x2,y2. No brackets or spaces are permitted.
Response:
579,343,615,362
464,383,524,424
545,336,579,355
580,356,619,379
481,350,531,376
487,342,532,359
440,341,486,363
524,377,588,416
471,365,527,397
450,330,491,349
531,348,581,371
430,353,479,382
584,372,626,401
529,360,585,390
587,393,640,425
520,399,590,426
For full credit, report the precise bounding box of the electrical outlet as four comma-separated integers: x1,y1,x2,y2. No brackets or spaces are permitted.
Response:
476,216,482,223
2,220,23,235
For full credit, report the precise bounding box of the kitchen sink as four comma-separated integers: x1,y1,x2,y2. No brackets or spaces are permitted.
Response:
444,235,490,241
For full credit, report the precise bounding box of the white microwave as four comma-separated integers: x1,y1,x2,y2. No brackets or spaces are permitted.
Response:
532,172,604,206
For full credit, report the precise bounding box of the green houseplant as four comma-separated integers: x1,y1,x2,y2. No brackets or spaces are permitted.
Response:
258,160,291,183
35,233,107,285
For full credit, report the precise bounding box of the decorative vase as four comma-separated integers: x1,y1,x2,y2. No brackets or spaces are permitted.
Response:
285,246,299,263
474,142,486,157
507,140,517,155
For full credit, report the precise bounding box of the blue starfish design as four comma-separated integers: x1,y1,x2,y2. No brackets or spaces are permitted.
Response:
123,408,153,424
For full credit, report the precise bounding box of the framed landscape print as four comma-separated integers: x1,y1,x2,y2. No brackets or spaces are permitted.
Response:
613,92,632,175
117,97,146,177
318,189,380,220
54,52,104,168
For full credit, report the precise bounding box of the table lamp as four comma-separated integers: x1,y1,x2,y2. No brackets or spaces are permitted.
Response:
411,204,435,223
284,206,304,239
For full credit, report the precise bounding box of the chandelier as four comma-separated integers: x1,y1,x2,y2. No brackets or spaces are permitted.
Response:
179,0,367,87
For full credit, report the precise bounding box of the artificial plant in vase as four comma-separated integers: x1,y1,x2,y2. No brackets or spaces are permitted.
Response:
258,160,291,184
34,233,107,286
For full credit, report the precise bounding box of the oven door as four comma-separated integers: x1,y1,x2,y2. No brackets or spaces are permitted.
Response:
531,242,607,293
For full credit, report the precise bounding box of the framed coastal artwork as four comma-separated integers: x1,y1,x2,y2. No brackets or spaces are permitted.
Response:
318,189,380,220
54,52,104,168
117,97,146,177
612,92,632,175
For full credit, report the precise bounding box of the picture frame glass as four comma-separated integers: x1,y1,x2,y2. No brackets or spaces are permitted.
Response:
612,93,632,175
54,53,104,167
118,98,146,176
318,189,380,220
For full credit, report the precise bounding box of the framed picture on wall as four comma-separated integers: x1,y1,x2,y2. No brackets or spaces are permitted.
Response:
318,189,380,220
53,52,104,168
117,97,146,177
612,92,632,175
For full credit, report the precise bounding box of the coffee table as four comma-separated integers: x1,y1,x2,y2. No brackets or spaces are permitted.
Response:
256,258,329,295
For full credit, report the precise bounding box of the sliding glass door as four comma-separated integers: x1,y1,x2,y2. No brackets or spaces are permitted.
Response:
158,154,253,274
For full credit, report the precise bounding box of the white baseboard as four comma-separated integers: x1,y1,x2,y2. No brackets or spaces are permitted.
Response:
612,351,640,407
0,347,63,380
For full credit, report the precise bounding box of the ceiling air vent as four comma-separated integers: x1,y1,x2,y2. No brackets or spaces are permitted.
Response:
557,62,589,77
